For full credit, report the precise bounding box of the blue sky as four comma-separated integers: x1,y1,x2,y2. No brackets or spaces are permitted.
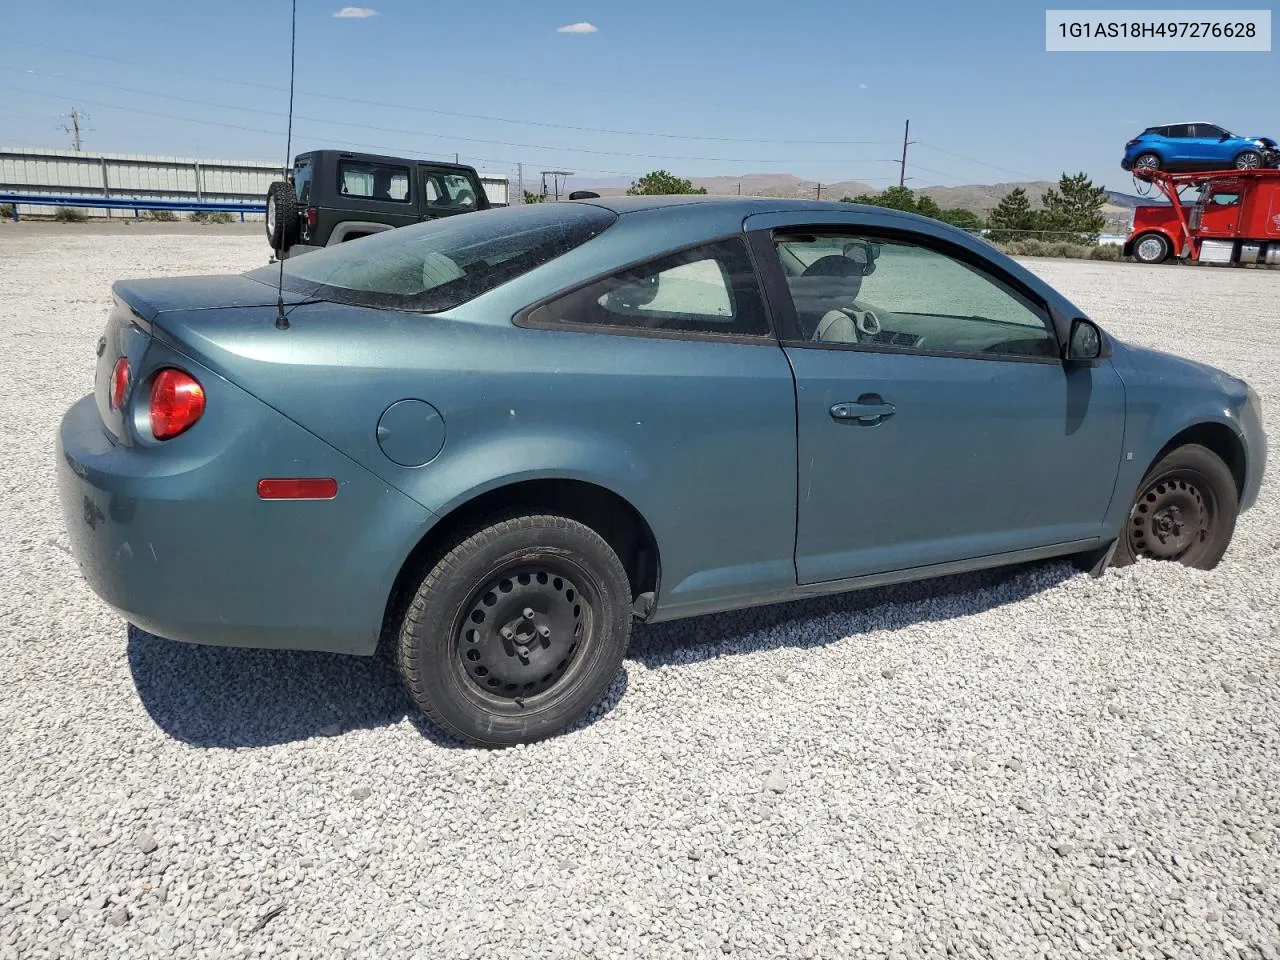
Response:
1,0,1273,193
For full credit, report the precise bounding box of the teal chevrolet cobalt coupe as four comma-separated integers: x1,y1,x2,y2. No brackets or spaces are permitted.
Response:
57,197,1267,746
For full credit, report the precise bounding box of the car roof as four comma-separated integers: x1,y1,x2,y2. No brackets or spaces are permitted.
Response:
570,193,927,220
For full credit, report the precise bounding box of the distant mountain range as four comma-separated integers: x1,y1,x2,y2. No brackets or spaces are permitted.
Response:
563,173,1167,215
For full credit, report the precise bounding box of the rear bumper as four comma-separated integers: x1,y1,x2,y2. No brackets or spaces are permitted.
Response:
56,392,434,655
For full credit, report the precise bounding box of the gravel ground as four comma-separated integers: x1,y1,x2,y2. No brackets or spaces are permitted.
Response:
1,231,1278,960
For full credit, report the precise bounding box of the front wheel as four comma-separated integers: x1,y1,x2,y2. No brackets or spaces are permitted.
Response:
1132,232,1170,264
1112,443,1238,570
397,514,632,747
1234,150,1263,170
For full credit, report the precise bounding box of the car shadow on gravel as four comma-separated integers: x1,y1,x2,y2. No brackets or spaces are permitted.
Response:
628,560,1078,668
128,560,1070,748
126,625,629,749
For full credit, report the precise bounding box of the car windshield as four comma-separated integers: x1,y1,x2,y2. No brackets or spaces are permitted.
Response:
255,203,618,312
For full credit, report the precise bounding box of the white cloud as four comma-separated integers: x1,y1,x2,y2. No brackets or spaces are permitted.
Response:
858,83,868,89
334,6,378,17
556,21,598,33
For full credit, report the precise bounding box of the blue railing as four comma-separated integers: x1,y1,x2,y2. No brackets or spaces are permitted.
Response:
0,192,265,222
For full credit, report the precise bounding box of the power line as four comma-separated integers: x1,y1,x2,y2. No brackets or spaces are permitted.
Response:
4,68,906,167
914,142,1040,181
0,83,647,179
8,40,899,147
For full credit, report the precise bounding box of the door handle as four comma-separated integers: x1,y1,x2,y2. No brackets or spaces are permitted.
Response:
830,395,896,425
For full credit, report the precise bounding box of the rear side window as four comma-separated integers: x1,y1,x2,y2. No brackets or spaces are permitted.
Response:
293,156,313,204
524,238,770,337
1166,124,1195,138
339,159,411,202
266,203,618,312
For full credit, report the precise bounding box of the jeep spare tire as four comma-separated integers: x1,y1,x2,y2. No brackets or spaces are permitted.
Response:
266,181,299,250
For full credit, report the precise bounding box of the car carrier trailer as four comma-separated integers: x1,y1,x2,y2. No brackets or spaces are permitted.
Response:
1124,167,1280,267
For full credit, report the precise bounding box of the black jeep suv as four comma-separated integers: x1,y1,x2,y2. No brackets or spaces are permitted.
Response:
265,150,492,258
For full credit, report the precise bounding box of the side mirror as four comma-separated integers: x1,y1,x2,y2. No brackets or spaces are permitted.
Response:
568,191,600,200
1066,317,1104,361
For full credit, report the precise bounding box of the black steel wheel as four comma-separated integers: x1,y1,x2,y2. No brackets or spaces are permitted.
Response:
456,562,591,705
397,514,632,747
1112,443,1238,570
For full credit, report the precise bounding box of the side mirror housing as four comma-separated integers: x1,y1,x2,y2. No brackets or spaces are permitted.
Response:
1065,317,1106,362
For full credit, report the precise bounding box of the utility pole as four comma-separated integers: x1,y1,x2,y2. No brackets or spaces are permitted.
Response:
898,118,912,187
61,108,86,151
815,182,822,200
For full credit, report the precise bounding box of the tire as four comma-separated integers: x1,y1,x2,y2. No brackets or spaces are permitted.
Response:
1132,152,1162,173
1234,150,1263,170
397,514,632,747
1132,232,1170,264
1111,443,1238,570
265,181,299,251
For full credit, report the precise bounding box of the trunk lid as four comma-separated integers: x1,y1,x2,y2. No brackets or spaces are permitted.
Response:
100,275,310,444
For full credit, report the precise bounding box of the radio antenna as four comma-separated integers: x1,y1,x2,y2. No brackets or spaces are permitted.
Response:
275,0,298,331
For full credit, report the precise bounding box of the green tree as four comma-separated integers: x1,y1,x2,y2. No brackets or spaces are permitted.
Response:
522,190,544,204
626,170,707,196
986,187,1037,242
843,185,918,212
936,207,984,232
1039,172,1107,244
914,194,942,219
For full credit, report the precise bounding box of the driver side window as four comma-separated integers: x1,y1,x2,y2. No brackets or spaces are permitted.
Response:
773,233,1059,360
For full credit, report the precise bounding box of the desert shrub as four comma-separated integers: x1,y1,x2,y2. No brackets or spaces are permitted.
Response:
995,238,1120,261
53,206,88,222
190,211,235,224
145,209,178,222
0,203,12,219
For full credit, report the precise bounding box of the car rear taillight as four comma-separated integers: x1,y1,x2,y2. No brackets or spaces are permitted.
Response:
149,369,205,440
305,207,317,229
110,357,131,409
1125,139,1140,147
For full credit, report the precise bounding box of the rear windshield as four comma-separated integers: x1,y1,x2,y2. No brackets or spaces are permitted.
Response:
257,203,617,313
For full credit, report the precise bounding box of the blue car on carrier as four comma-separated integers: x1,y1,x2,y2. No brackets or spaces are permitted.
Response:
1122,122,1278,173
55,197,1268,747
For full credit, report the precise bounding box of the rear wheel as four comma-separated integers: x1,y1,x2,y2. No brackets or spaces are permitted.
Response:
1133,152,1162,173
397,514,632,747
265,181,299,251
1112,444,1238,570
1132,232,1170,264
1234,150,1263,170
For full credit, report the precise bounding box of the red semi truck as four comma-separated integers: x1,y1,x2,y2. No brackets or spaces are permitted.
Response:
1123,168,1280,266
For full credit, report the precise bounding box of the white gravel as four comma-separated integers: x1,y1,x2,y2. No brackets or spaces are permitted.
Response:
1,227,1278,960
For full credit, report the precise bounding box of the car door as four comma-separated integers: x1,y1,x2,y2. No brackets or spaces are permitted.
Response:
420,166,487,219
746,215,1126,584
1197,184,1243,237
1162,124,1198,168
1191,124,1233,166
329,155,419,232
